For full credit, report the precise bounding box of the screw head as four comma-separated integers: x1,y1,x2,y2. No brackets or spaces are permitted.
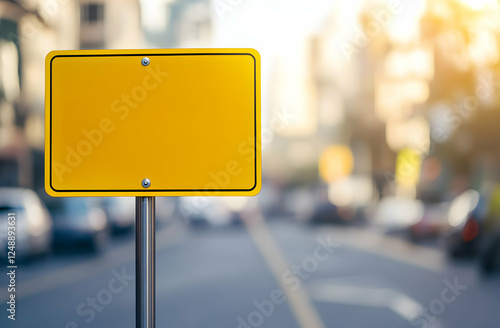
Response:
142,178,151,188
141,57,150,66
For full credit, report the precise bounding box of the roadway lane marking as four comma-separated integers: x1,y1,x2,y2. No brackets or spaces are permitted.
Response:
325,226,445,272
309,283,423,321
0,221,186,302
308,282,445,328
242,209,325,328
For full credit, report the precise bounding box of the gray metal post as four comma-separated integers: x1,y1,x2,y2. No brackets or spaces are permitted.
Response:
136,197,155,328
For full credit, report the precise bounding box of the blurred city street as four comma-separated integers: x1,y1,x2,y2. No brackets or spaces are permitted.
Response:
1,215,500,328
3,0,500,327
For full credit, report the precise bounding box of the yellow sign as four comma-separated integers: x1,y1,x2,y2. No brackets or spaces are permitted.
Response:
45,49,261,197
395,148,421,187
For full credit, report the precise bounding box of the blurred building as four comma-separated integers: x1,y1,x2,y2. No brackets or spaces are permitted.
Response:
0,0,143,191
264,0,500,211
143,0,212,48
334,0,500,204
79,0,143,49
264,5,380,200
265,37,319,185
419,0,500,200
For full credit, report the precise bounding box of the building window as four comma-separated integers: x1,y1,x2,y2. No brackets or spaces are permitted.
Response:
81,3,104,24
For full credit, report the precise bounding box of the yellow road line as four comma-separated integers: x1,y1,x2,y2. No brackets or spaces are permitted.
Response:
243,210,325,328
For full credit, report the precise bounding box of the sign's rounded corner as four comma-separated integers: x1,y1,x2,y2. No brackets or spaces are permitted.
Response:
44,183,59,198
244,49,261,63
247,181,262,196
45,50,60,64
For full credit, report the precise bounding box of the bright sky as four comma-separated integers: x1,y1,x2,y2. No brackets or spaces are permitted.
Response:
209,0,346,125
139,0,428,128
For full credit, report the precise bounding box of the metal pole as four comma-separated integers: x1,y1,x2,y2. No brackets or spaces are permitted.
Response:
136,197,155,328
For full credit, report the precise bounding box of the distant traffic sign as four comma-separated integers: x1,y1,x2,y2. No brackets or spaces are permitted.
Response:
45,49,261,196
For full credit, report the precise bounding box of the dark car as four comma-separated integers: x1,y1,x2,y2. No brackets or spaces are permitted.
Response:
96,197,135,234
47,197,109,251
480,229,500,273
445,189,483,258
445,188,500,274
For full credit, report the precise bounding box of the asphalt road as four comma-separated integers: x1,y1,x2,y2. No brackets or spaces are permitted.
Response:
1,218,500,328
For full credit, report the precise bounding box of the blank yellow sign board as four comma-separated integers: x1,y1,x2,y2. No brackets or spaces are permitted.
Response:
45,49,261,197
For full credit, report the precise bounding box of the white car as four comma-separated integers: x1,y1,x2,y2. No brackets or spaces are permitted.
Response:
178,196,251,227
0,188,53,259
96,197,135,234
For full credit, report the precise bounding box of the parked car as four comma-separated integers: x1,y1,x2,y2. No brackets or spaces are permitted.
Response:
480,229,500,273
96,197,135,234
47,197,109,251
295,185,360,225
96,196,177,234
478,185,500,273
179,197,244,227
445,189,484,258
373,196,424,231
156,196,178,226
444,188,500,274
409,201,451,240
0,188,52,260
